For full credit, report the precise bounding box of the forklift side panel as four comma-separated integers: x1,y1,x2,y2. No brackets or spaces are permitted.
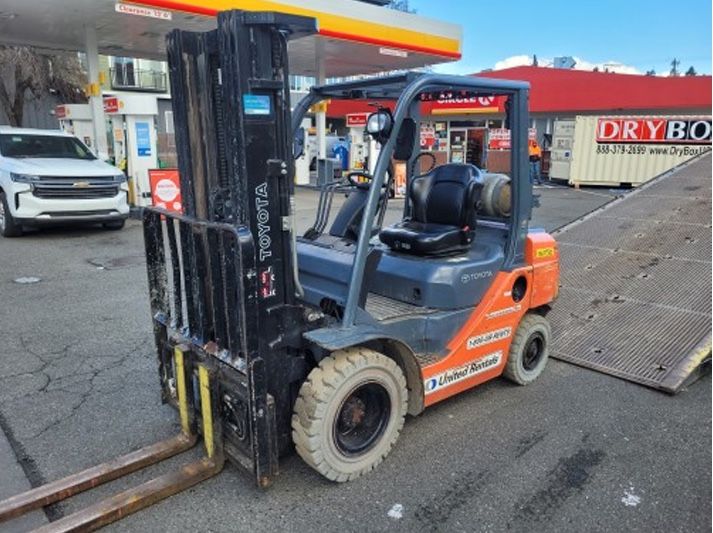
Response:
525,231,560,307
421,268,534,407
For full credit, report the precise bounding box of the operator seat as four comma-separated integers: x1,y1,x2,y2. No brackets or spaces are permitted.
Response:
379,163,484,255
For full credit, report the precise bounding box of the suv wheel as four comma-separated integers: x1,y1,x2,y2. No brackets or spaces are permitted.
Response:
103,219,126,230
0,191,22,237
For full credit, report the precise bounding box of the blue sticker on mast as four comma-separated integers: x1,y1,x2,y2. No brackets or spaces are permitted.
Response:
243,94,271,116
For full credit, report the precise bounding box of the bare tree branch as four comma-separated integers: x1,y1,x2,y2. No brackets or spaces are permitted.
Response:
0,45,88,127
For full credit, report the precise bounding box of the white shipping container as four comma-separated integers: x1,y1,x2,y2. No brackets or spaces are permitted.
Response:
569,115,712,187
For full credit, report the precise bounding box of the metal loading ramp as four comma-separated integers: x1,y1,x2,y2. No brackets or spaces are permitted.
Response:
548,153,712,393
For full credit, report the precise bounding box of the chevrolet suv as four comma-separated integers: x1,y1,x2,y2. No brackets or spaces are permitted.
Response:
0,127,130,237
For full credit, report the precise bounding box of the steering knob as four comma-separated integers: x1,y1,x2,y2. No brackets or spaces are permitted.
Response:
346,171,374,190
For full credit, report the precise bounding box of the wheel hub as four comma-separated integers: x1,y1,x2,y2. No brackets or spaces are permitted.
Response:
340,396,366,428
523,333,545,371
333,382,391,457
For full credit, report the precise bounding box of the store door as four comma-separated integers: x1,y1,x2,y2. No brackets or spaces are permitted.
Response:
466,128,486,167
449,128,467,163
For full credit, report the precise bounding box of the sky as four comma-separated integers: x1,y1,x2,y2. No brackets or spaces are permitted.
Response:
408,0,712,76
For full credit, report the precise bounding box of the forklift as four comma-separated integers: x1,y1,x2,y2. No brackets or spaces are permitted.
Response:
0,10,558,531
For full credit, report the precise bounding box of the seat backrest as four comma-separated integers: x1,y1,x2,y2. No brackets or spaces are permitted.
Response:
410,163,483,227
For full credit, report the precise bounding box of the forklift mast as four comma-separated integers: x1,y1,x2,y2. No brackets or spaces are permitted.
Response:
142,10,317,484
168,10,314,305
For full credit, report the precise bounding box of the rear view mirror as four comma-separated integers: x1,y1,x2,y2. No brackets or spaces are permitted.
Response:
293,126,305,159
366,110,393,143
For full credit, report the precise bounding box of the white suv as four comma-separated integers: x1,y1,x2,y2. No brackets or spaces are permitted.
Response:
0,127,130,237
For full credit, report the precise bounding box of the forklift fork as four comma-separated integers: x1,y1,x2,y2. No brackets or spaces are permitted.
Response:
0,347,223,532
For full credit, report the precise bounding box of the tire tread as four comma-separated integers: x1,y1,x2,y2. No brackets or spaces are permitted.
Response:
292,347,407,482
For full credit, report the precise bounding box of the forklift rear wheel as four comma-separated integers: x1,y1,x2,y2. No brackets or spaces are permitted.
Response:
503,313,551,385
292,347,407,482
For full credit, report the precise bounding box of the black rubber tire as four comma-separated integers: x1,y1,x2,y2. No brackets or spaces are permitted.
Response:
503,313,551,385
103,219,126,230
0,191,22,237
292,347,407,482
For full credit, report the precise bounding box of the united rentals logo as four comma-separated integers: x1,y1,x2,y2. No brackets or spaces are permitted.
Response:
466,327,512,350
596,118,712,145
424,351,502,395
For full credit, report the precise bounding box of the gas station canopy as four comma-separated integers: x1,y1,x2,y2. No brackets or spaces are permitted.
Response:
0,0,462,77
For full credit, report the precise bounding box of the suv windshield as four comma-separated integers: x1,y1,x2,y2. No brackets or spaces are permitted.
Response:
0,134,96,160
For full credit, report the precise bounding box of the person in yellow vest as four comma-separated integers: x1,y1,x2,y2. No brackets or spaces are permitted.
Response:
528,139,543,186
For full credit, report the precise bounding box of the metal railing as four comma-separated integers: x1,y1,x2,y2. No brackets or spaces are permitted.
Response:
110,68,168,92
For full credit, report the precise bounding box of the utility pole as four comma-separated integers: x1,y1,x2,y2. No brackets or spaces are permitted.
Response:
670,58,680,77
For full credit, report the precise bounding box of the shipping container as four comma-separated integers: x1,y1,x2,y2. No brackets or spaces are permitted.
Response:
569,115,712,187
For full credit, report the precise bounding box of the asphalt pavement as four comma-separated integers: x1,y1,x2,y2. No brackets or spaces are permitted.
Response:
0,184,709,533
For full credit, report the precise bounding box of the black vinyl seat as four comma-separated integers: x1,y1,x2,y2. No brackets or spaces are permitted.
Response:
379,163,484,255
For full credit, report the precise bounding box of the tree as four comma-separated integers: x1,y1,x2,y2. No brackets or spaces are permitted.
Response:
0,46,87,127
685,66,697,76
593,66,599,72
669,58,680,77
532,54,538,67
388,0,416,13
645,69,656,76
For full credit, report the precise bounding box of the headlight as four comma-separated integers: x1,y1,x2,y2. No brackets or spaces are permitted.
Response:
113,173,127,183
10,172,40,183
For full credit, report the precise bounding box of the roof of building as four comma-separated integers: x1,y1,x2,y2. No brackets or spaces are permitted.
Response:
475,66,712,113
326,66,712,118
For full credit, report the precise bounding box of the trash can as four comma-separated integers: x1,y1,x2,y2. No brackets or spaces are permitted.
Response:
317,157,341,186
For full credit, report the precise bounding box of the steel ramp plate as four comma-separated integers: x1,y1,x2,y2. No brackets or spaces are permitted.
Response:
549,153,712,393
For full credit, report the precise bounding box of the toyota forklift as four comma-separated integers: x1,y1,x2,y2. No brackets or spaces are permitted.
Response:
0,10,558,531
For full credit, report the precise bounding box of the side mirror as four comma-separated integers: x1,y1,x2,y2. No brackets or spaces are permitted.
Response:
366,110,393,143
293,126,305,159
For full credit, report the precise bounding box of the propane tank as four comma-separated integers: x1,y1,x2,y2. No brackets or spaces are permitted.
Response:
480,173,511,218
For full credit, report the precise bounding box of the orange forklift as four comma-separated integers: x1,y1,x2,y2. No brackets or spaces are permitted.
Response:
0,10,558,531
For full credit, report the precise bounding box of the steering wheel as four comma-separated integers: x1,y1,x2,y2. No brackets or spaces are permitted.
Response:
346,170,375,190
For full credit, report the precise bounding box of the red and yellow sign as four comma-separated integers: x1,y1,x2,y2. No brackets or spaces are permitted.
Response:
421,94,505,116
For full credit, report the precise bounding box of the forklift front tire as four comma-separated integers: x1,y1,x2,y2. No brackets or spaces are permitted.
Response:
292,347,407,482
503,313,551,385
